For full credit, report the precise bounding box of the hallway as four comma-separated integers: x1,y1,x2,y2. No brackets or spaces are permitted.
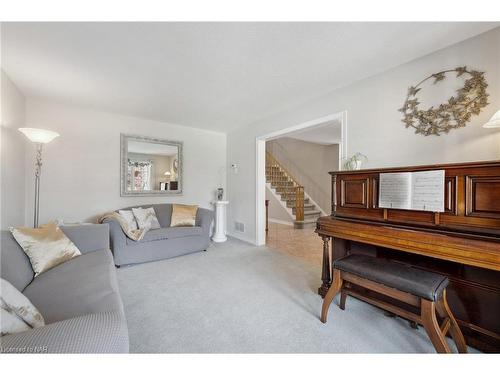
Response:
265,222,323,266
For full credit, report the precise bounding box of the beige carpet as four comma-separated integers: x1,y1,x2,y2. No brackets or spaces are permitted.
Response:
116,237,477,353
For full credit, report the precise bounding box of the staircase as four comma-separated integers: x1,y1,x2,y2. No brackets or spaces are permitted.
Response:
266,152,322,228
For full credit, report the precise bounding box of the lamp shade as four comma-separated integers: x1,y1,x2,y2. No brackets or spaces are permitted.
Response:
164,171,171,176
18,128,60,143
483,110,500,129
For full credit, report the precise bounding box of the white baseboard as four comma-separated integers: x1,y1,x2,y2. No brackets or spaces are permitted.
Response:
226,231,257,245
268,218,294,226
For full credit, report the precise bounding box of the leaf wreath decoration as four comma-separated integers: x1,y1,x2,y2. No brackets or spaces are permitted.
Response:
399,66,489,136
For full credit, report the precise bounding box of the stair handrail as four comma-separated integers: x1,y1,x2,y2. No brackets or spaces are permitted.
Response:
266,151,302,187
267,141,331,214
266,151,305,221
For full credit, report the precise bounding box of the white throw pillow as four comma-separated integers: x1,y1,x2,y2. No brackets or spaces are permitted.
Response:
0,278,45,336
132,207,161,230
118,209,139,230
1,308,31,336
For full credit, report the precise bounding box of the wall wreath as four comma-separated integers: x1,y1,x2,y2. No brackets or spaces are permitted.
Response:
399,66,489,136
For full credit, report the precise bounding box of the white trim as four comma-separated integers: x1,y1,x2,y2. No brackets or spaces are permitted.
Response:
256,139,267,246
226,232,258,245
260,112,344,141
268,218,294,226
256,110,347,246
339,110,348,170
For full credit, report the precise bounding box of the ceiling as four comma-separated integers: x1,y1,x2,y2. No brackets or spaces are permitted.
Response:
2,22,498,133
285,120,341,145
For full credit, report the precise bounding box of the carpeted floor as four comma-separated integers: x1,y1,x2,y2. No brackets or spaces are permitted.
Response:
116,238,475,353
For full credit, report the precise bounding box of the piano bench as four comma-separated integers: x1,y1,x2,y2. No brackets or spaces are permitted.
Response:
320,254,467,354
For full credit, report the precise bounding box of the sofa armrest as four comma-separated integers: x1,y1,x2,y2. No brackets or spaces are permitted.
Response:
61,224,109,254
0,311,129,353
196,208,214,235
101,218,127,254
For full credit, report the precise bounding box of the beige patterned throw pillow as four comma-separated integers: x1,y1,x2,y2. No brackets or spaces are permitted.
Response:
118,209,139,230
132,207,161,230
171,204,198,227
10,222,81,277
1,278,45,336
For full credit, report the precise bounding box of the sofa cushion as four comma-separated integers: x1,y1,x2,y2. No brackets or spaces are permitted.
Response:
0,231,35,292
126,226,204,246
153,204,172,228
23,249,123,324
0,311,129,353
161,226,203,239
61,224,110,254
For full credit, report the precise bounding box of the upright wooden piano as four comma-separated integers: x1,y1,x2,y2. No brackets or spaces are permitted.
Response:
316,160,500,352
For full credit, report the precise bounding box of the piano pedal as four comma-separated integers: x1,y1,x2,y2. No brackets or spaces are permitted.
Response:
383,311,396,318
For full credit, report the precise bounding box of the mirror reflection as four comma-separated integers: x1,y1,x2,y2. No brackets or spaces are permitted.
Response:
121,135,182,196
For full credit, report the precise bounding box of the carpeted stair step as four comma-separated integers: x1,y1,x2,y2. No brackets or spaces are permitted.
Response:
285,198,310,206
288,202,314,209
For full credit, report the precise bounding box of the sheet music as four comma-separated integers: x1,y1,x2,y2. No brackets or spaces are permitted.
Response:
379,172,412,210
410,170,445,212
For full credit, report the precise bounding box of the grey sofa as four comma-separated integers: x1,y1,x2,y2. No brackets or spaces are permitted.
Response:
0,224,129,353
103,204,213,267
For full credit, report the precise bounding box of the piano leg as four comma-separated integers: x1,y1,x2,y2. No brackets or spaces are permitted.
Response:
435,290,468,353
318,235,331,298
321,269,343,323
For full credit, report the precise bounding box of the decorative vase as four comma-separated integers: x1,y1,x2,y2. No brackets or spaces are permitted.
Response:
347,159,362,170
217,188,224,201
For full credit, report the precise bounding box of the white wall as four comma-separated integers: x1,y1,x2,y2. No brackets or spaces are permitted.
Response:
1,70,27,229
227,27,500,244
24,99,227,224
265,186,293,225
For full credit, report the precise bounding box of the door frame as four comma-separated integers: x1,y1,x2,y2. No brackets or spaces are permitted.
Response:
255,110,347,246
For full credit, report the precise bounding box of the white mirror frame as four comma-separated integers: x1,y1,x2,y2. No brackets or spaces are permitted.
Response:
120,133,183,196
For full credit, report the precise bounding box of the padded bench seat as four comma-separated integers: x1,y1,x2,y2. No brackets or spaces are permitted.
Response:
334,254,449,301
320,253,467,353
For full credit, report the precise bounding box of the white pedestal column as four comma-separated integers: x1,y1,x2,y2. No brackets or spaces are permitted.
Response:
211,201,229,243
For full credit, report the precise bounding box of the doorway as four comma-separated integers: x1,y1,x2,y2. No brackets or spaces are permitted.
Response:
255,111,347,263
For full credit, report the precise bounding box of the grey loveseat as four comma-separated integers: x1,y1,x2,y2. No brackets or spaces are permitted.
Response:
103,204,213,267
0,224,129,353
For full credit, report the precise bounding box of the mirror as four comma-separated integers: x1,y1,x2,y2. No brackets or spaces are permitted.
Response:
121,134,183,196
